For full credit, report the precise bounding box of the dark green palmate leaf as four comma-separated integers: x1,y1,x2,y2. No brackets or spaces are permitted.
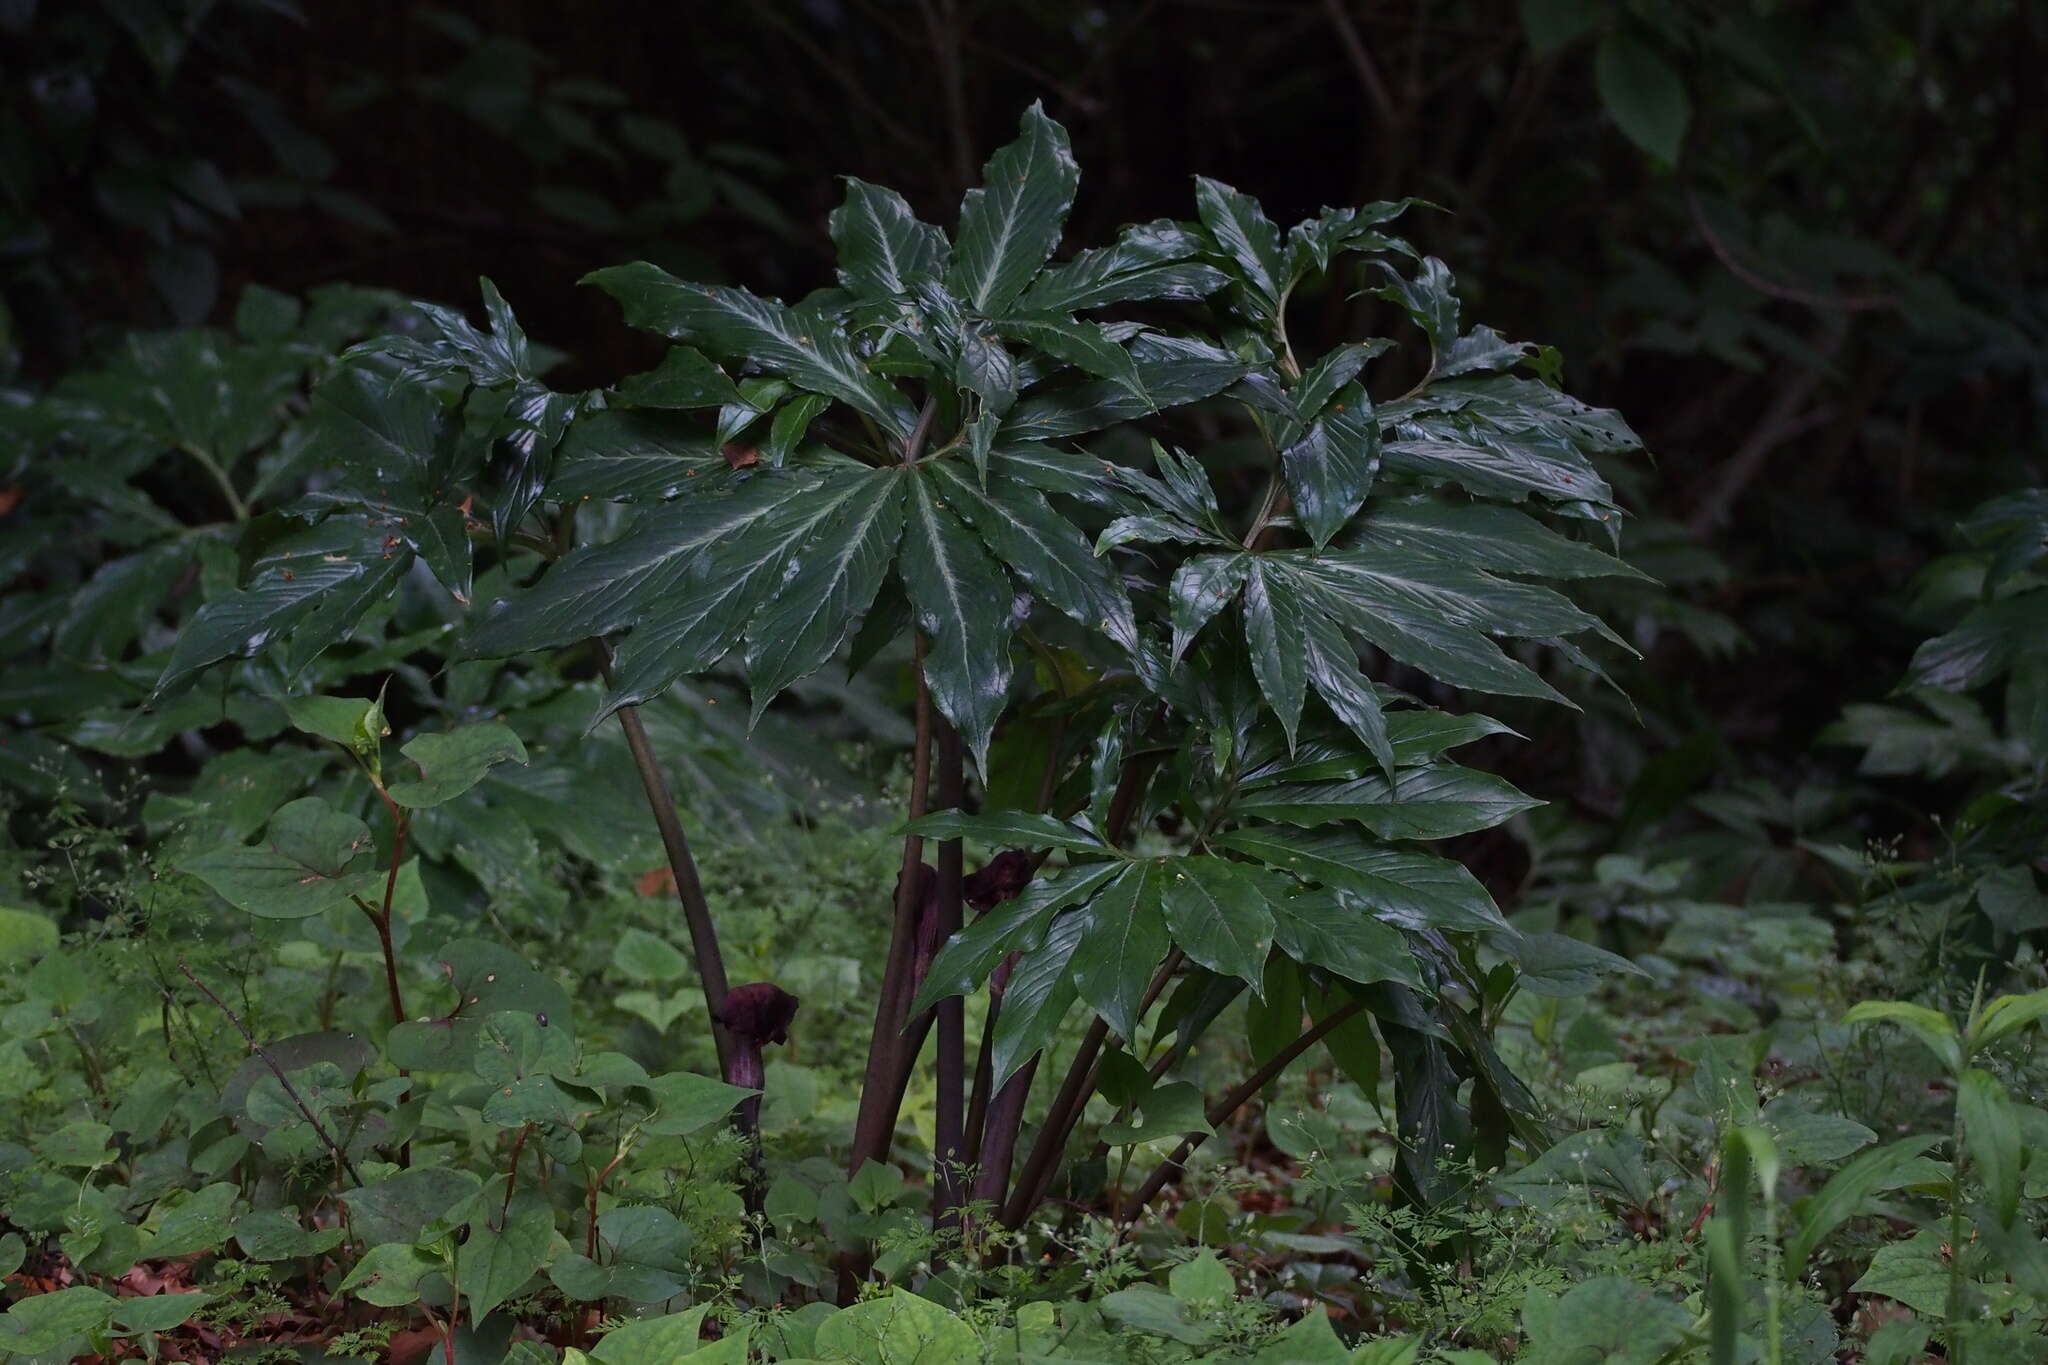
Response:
154,515,412,699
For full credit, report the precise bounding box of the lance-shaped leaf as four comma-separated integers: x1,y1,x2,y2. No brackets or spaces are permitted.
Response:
901,472,1015,771
830,179,948,299
585,261,917,437
1071,863,1168,1042
155,516,410,700
1170,554,1250,661
1349,502,1648,580
914,860,1124,1014
1020,218,1226,313
1236,764,1543,840
1273,557,1570,705
496,382,578,546
1268,888,1420,988
387,723,530,808
763,392,833,468
1000,333,1247,442
465,476,807,657
926,460,1137,653
1244,560,1307,748
181,797,382,920
548,410,730,503
1156,857,1276,987
1301,598,1394,777
991,905,1085,1084
744,468,906,716
1300,551,1621,647
1215,825,1509,933
1372,256,1460,350
1282,341,1391,442
900,809,1106,853
1381,430,1613,510
993,316,1148,404
603,471,879,714
1194,177,1288,321
613,347,742,410
1242,711,1521,784
948,102,1080,316
1281,381,1379,548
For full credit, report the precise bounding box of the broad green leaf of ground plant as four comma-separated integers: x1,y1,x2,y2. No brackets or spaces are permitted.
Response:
386,722,529,807
181,796,382,919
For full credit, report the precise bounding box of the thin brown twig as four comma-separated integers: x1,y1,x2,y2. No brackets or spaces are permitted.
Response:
1123,998,1370,1216
177,959,364,1187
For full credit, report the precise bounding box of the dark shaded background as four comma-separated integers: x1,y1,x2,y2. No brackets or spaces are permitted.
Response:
5,0,2043,805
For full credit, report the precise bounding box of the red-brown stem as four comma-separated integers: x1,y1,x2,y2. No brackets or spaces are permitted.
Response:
969,1055,1036,1215
586,1148,629,1258
501,1123,534,1223
1001,950,1183,1227
1122,998,1369,1216
600,648,736,1083
847,635,933,1177
375,807,409,1026
931,722,967,1235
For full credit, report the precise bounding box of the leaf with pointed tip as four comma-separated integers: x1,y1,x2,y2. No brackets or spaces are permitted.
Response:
1096,514,1220,555
496,382,578,544
901,473,1014,771
1243,711,1521,784
614,347,742,410
1236,764,1542,839
1194,178,1288,320
1020,219,1224,313
1382,429,1611,509
994,317,1148,403
1437,325,1534,378
465,477,805,657
956,324,1019,418
830,179,949,299
1286,342,1391,439
155,516,410,700
1215,825,1509,932
1170,554,1251,661
603,472,878,714
926,460,1137,653
181,796,382,919
1373,256,1460,350
1350,503,1648,580
986,445,1136,511
1157,857,1276,986
302,367,476,599
388,723,530,808
1269,888,1419,987
914,861,1124,1015
1000,334,1247,442
1301,551,1620,647
1072,863,1168,1041
900,809,1105,853
743,470,906,715
1301,600,1394,776
585,262,916,437
1277,557,1571,705
763,392,833,468
1244,560,1307,749
1282,381,1379,547
549,410,731,502
1286,199,1421,274
991,906,1085,1084
948,102,1080,315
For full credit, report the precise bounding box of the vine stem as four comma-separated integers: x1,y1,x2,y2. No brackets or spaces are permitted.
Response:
177,959,363,1187
1122,998,1368,1217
